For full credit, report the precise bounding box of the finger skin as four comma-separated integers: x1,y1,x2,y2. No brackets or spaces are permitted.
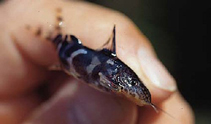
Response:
24,80,137,124
0,0,194,124
0,94,41,124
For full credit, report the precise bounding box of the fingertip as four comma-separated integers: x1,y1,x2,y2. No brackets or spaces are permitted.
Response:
113,19,177,103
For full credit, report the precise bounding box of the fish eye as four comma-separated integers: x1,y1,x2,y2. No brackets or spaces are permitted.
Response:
131,81,136,86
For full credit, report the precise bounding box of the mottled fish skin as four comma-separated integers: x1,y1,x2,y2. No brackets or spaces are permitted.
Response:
52,30,152,106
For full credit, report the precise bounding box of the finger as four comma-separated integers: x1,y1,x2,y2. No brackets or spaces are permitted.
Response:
137,92,194,124
0,31,48,98
24,80,137,124
0,0,59,98
0,94,41,124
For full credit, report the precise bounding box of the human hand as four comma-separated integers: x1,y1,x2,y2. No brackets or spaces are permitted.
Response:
0,0,194,124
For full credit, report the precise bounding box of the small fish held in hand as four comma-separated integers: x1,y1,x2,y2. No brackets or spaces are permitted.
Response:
17,8,179,123
33,8,158,111
51,25,158,110
23,8,175,114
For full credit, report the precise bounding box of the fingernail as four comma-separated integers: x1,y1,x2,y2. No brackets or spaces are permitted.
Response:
138,47,177,92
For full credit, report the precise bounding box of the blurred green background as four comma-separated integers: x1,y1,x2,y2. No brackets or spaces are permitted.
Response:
87,0,210,124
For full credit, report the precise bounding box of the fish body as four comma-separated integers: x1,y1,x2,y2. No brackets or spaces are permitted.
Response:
52,27,152,107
